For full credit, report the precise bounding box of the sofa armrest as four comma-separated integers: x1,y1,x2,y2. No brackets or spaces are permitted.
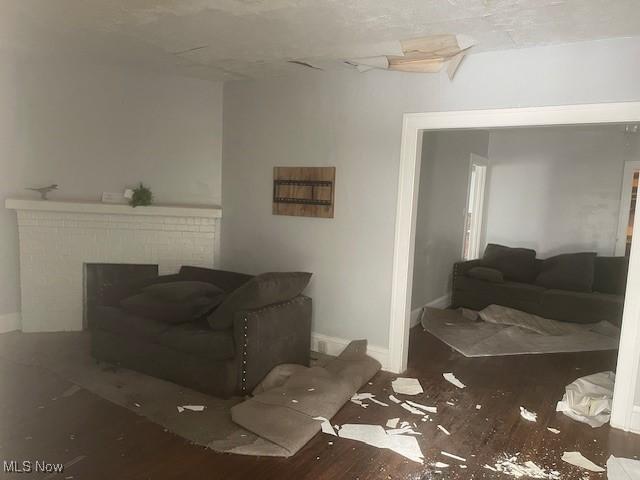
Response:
232,295,312,395
451,259,482,308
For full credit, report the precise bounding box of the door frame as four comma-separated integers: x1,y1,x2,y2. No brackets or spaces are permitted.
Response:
462,153,489,261
388,102,640,433
615,160,640,255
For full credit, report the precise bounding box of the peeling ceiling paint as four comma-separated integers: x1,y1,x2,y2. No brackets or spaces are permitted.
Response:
1,0,639,81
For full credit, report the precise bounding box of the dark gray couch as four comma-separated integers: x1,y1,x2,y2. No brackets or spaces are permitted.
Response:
451,247,628,326
90,266,312,398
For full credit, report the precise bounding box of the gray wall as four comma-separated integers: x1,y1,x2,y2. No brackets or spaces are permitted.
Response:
411,130,489,310
484,125,636,257
0,52,223,320
222,36,640,349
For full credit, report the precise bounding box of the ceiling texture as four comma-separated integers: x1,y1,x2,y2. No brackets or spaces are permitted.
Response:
1,0,639,81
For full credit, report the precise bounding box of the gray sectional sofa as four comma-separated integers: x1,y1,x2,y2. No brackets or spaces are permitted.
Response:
90,266,312,398
452,244,628,326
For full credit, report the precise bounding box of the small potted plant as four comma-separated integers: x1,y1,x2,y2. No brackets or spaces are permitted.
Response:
129,182,153,207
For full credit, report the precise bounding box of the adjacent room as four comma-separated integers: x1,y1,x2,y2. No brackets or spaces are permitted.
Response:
1,1,640,479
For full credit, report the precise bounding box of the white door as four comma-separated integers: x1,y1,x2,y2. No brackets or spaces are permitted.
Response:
463,153,489,260
615,161,640,256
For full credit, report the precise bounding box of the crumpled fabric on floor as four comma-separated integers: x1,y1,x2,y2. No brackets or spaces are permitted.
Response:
556,371,615,428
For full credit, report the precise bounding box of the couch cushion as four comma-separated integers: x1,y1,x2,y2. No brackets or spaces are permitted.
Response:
535,252,596,293
467,266,504,283
207,272,312,331
540,289,624,325
179,266,254,293
143,281,224,302
454,275,546,313
120,291,224,324
92,306,171,339
480,243,537,283
156,320,235,360
594,256,629,295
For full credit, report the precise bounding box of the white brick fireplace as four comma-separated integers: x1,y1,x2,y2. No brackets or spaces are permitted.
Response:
6,199,222,332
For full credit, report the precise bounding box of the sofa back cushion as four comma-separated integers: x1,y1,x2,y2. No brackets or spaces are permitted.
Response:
179,266,254,293
467,266,504,283
480,244,537,283
121,291,226,324
143,281,224,302
535,252,596,293
207,272,312,331
593,256,629,295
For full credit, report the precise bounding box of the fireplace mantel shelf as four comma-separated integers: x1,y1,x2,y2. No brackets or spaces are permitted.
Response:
5,198,222,218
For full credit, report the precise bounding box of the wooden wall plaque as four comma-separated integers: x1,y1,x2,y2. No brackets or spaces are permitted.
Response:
273,167,335,218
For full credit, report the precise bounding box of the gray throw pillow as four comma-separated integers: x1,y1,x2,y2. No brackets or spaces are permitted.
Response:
207,272,312,331
143,281,224,302
480,243,537,283
120,292,225,324
467,266,504,283
535,252,596,293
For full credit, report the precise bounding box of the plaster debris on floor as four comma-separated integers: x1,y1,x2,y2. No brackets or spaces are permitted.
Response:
351,392,388,407
177,405,205,413
391,377,424,395
561,451,605,472
431,462,449,468
400,402,425,415
335,423,424,464
437,425,451,435
441,451,466,462
519,406,537,422
487,455,560,479
405,400,437,413
388,394,401,404
386,418,399,428
606,455,640,479
476,404,482,410
443,372,466,389
313,416,337,436
547,427,560,434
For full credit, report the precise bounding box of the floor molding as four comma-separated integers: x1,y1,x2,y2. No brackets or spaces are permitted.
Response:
0,312,21,333
311,332,390,371
410,293,452,327
631,405,640,434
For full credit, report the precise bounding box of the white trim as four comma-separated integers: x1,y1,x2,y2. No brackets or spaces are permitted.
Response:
614,161,640,256
630,406,640,434
0,313,21,333
5,198,222,218
389,102,640,434
410,294,452,327
311,332,390,371
463,154,488,261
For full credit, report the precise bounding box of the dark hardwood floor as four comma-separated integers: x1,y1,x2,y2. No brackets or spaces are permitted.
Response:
1,327,638,479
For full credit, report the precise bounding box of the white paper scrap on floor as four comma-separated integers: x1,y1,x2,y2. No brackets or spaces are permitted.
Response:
561,451,605,472
391,377,424,395
337,424,424,464
607,455,640,480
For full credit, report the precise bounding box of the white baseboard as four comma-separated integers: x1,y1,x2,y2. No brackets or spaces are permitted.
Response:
0,312,21,333
410,293,452,327
631,405,640,434
311,332,390,371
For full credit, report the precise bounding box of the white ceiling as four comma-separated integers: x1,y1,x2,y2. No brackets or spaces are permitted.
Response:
2,0,639,81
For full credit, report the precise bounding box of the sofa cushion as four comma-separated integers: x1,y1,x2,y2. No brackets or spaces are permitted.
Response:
540,289,624,325
535,252,596,293
143,281,224,302
156,320,235,360
480,243,537,283
594,256,629,295
120,291,224,324
207,272,312,331
467,266,504,283
179,266,254,293
453,275,546,313
92,306,171,339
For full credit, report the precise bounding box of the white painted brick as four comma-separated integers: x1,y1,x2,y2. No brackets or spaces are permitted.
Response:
15,208,218,332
